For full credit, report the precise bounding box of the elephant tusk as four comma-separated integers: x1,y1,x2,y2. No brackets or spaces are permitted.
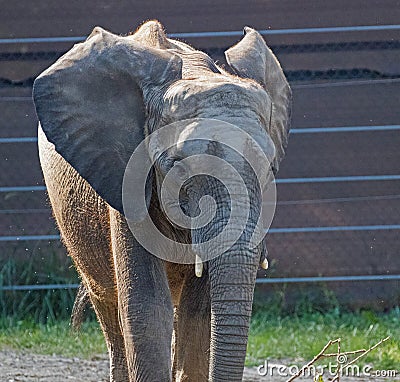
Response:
260,258,269,270
195,255,203,277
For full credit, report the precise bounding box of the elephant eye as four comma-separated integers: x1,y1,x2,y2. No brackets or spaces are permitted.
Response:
157,155,187,179
157,153,175,174
172,160,187,180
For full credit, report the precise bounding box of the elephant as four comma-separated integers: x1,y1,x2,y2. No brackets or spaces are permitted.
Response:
33,20,291,382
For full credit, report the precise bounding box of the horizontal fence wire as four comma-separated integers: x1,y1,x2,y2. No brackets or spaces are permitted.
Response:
1,24,400,45
277,194,400,205
2,41,400,63
1,194,400,214
0,186,46,192
255,275,400,283
269,225,400,233
0,283,80,291
0,137,37,143
1,225,400,242
1,125,399,143
2,69,399,89
0,235,60,242
275,175,400,183
289,125,400,133
1,175,399,194
1,275,399,291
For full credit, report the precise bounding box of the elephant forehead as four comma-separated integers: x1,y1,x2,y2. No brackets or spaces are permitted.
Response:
175,119,275,164
164,77,272,119
176,121,250,149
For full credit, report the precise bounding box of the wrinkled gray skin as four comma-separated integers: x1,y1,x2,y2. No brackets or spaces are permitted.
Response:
33,21,291,382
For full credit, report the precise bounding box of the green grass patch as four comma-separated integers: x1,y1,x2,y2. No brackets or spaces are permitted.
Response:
0,309,398,370
0,318,106,359
0,253,79,322
247,306,400,370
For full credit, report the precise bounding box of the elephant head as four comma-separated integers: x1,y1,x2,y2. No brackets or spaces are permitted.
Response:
33,20,291,381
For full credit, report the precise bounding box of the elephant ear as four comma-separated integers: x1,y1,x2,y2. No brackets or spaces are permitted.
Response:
33,26,182,216
225,27,292,173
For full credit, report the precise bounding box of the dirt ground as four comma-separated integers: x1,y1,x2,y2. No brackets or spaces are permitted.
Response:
0,350,396,382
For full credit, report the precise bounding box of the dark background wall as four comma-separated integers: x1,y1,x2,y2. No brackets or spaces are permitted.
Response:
1,1,399,309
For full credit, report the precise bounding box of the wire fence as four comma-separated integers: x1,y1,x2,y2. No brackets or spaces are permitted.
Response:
0,24,399,307
1,24,400,44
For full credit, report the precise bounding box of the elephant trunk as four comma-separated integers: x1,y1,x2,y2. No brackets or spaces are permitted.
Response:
189,171,262,380
207,248,259,381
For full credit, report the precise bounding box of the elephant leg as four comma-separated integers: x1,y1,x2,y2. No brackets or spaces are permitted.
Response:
69,248,129,382
69,253,129,381
110,210,174,382
88,291,128,382
173,272,211,382
68,255,129,381
63,217,128,381
39,145,129,380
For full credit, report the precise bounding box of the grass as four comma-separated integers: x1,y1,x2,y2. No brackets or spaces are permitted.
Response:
0,308,398,371
0,318,106,358
0,250,79,322
247,306,400,370
0,257,398,370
